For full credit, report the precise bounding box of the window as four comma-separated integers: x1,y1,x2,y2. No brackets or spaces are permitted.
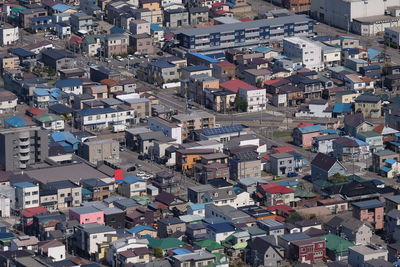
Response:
85,218,90,222
60,194,65,197
75,192,80,196
97,217,101,220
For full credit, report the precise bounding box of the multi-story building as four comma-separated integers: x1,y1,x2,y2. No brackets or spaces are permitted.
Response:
256,183,295,206
270,153,296,176
69,206,104,225
130,34,154,55
282,0,311,13
182,74,219,105
148,117,183,144
0,89,17,114
238,88,267,113
74,107,136,130
41,49,75,70
348,245,388,267
283,37,323,71
104,34,129,58
354,95,382,119
0,25,19,46
147,60,179,85
289,237,326,263
79,139,120,164
172,111,215,141
0,126,48,171
130,20,151,35
352,200,384,230
229,151,261,180
44,180,82,209
14,182,40,210
175,15,315,52
164,8,189,28
70,12,98,34
19,8,47,29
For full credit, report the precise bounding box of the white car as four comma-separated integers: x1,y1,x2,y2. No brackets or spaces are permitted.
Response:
117,57,125,62
136,171,146,177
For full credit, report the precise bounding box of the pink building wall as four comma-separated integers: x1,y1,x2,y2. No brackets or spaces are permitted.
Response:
302,132,321,147
353,207,384,230
69,210,105,225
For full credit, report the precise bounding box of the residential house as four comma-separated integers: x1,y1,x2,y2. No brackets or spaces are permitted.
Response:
354,95,382,119
341,217,373,245
79,139,119,165
332,136,370,162
344,113,374,136
0,89,17,114
157,217,186,238
71,223,116,258
311,134,339,154
54,78,83,95
70,12,97,34
356,131,383,153
384,209,400,239
385,195,400,213
295,99,332,118
310,153,347,181
44,180,82,209
293,124,324,147
246,236,284,267
19,8,47,29
288,237,326,263
384,74,400,91
74,107,136,130
38,240,65,262
169,250,216,267
10,236,39,252
257,219,285,237
188,7,208,25
270,153,295,176
130,34,154,55
256,183,295,206
147,61,179,85
33,113,65,131
117,176,147,197
14,182,39,210
372,150,399,173
163,8,189,28
81,178,114,201
323,234,354,261
69,206,104,225
41,49,75,70
229,151,261,180
336,90,360,103
213,61,236,80
348,245,388,267
0,25,19,46
352,200,384,230
105,34,129,58
205,204,253,225
171,112,215,141
206,222,235,243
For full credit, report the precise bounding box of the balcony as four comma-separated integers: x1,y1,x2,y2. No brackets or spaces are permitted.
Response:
19,153,30,161
19,146,30,153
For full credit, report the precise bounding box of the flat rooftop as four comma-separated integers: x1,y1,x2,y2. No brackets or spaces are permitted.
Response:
25,162,109,183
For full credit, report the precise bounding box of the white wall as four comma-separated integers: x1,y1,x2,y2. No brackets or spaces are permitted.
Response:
48,245,66,261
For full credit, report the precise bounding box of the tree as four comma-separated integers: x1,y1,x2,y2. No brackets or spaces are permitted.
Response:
256,78,263,88
328,173,348,184
287,211,304,224
153,247,163,258
234,97,248,112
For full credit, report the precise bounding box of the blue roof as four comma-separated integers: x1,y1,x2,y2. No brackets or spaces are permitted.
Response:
4,116,27,128
385,158,397,165
0,232,14,239
30,16,52,22
55,78,82,88
51,131,79,145
252,46,273,53
207,222,235,233
14,182,36,188
206,52,225,60
323,128,342,135
380,166,391,173
82,188,93,195
201,125,247,136
368,48,381,60
119,176,144,184
343,48,359,55
333,103,353,114
297,124,324,134
361,64,380,71
390,141,400,147
77,108,116,116
172,248,192,255
151,24,164,31
278,181,299,187
188,52,218,63
110,26,126,34
52,3,73,12
10,48,35,57
371,179,385,185
348,136,369,146
149,60,175,69
189,202,213,211
184,65,210,72
127,225,155,234
33,89,50,96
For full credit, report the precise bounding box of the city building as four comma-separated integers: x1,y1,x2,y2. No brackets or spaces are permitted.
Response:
175,15,315,52
0,126,48,171
79,139,119,165
283,37,323,71
352,200,384,230
0,25,19,46
104,34,129,58
14,182,40,210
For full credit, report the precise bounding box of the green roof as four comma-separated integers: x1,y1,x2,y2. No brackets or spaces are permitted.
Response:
294,188,316,198
195,239,224,251
35,113,62,123
323,234,354,254
314,175,366,188
221,231,248,249
147,237,185,250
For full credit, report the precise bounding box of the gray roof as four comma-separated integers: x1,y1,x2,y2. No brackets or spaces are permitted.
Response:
79,223,116,234
270,152,294,159
279,232,309,242
341,217,371,232
238,177,268,187
70,206,101,215
313,134,340,141
175,15,311,36
258,219,284,230
373,149,398,157
137,131,174,142
357,131,381,138
352,199,384,209
385,195,400,204
172,250,215,262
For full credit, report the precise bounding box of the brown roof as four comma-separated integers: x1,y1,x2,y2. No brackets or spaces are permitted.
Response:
0,89,17,102
311,153,339,172
177,148,215,155
100,79,118,87
344,113,365,128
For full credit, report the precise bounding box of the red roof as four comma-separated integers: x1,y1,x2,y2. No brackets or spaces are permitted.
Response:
267,204,294,214
272,146,295,153
21,206,48,218
26,107,45,116
239,18,252,22
260,183,294,194
164,33,175,40
264,79,283,85
214,61,234,67
212,2,227,6
220,79,257,93
297,122,314,128
68,36,83,45
261,154,270,160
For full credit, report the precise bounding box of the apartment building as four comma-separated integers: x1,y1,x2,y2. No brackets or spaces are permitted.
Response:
172,111,215,141
283,37,323,71
19,8,47,29
14,182,40,210
238,88,267,112
0,25,19,46
104,34,129,58
80,139,120,164
74,107,136,130
175,15,314,52
0,126,48,171
70,12,97,34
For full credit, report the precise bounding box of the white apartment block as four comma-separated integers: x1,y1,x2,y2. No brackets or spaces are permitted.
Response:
0,195,11,217
238,88,267,113
75,107,136,130
283,37,323,71
148,117,183,144
14,182,40,210
0,26,19,46
385,27,400,47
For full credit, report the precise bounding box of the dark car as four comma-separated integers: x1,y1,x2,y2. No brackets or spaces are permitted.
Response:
127,166,136,172
287,172,298,177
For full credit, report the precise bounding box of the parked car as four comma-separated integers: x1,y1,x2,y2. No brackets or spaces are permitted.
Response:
136,171,146,177
127,166,136,172
287,172,298,177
